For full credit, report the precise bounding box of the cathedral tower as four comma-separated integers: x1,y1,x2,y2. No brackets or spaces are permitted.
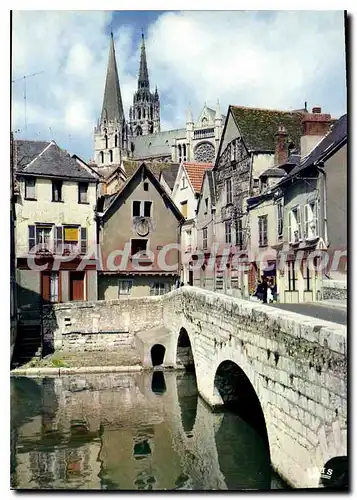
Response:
129,34,160,137
94,33,129,167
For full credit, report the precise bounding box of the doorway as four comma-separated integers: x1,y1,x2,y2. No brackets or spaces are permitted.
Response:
70,271,85,301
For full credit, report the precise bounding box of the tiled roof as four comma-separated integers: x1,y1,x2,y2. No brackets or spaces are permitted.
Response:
183,162,214,193
260,167,286,178
231,105,305,153
15,140,97,181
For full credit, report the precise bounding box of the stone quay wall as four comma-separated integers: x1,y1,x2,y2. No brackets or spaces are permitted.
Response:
41,286,347,488
42,297,164,352
322,280,347,301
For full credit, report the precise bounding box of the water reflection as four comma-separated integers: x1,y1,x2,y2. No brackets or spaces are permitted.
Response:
151,371,166,395
11,372,286,490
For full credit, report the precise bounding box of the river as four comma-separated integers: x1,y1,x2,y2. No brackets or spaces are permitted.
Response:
11,371,287,490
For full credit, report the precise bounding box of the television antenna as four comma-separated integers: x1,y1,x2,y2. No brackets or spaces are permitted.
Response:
12,71,44,131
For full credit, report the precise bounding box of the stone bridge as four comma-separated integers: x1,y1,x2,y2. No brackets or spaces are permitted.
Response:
43,286,347,488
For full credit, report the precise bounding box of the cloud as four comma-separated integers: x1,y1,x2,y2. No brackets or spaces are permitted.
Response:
12,10,346,160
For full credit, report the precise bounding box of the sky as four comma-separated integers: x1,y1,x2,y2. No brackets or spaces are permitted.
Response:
11,10,347,161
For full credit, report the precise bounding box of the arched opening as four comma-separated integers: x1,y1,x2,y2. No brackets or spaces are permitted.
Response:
109,150,113,163
176,328,194,371
214,360,272,489
99,151,104,164
320,456,348,489
214,360,268,442
104,134,108,149
151,371,166,395
135,125,142,137
143,108,146,119
138,108,141,120
150,344,165,367
114,134,118,147
149,122,154,134
178,144,182,162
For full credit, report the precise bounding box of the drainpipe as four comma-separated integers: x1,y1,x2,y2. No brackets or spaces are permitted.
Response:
316,163,329,248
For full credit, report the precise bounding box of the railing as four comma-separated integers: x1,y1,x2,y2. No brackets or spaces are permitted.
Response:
193,128,214,140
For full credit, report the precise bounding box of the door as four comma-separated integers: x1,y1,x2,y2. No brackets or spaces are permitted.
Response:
70,272,85,301
41,271,51,302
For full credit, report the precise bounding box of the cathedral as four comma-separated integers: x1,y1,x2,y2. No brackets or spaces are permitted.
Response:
92,32,225,177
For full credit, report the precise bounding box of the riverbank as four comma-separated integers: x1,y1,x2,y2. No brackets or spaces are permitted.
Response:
11,348,143,376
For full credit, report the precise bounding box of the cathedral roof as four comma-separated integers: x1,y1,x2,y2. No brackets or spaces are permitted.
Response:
183,162,214,193
160,163,180,190
100,33,125,124
15,140,98,181
132,128,186,159
230,105,305,153
138,33,150,90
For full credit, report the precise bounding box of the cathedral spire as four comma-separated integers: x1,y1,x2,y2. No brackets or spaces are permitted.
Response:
100,33,124,124
138,32,150,90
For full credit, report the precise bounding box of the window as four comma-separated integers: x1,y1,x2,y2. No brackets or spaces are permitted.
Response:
50,272,59,302
304,200,319,239
35,226,52,251
288,206,302,243
203,227,208,250
118,279,133,296
115,134,118,148
100,151,104,164
109,150,113,162
52,180,63,202
258,215,268,247
261,179,268,192
277,201,283,237
182,144,187,161
25,178,36,199
144,182,149,192
204,198,208,214
302,259,311,291
226,178,232,205
133,201,141,217
78,183,88,204
253,178,259,190
150,282,170,296
186,230,192,251
181,175,187,189
104,135,108,149
288,260,297,291
63,226,79,253
178,145,182,162
144,201,152,217
181,201,188,218
225,221,232,244
131,239,147,256
28,225,36,251
236,218,243,248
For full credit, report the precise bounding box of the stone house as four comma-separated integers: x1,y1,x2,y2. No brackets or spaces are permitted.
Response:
193,104,307,297
97,162,184,299
169,161,213,284
10,132,18,360
193,169,216,291
14,140,99,311
273,112,347,303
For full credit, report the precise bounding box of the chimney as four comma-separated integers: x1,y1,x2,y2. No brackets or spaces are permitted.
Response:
274,125,288,166
300,106,331,158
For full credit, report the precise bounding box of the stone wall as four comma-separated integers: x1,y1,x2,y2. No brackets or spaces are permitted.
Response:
322,280,347,301
42,296,164,352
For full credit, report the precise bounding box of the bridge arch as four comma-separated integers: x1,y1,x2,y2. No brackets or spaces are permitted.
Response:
176,327,195,371
214,360,269,448
150,344,166,367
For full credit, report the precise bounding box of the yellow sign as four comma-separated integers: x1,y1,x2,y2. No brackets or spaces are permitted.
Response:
64,227,78,242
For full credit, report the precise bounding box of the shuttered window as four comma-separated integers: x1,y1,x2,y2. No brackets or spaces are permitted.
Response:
80,227,87,254
28,225,36,251
258,215,268,247
225,221,232,244
55,226,63,253
25,178,36,199
226,178,232,205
